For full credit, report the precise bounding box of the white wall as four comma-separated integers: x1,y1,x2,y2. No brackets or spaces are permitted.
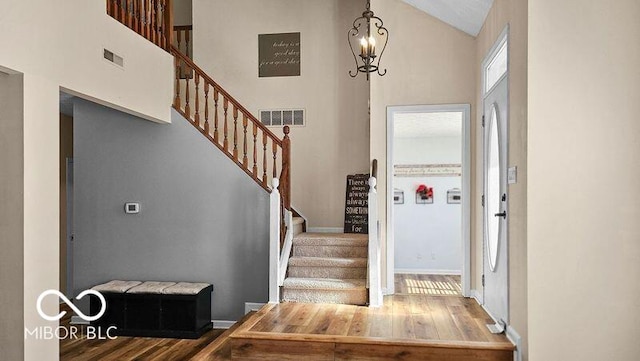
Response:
393,136,462,273
0,1,174,359
528,0,640,360
0,1,173,123
394,176,461,273
193,0,370,229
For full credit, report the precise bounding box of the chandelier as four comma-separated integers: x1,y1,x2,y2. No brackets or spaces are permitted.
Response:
347,0,389,80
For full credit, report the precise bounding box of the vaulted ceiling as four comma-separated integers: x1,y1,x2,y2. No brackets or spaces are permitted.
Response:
401,0,494,36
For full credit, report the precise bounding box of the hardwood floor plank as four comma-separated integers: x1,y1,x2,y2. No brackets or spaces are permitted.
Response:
231,338,334,361
335,343,513,361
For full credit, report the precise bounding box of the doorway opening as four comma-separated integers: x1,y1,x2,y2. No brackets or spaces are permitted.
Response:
386,104,471,297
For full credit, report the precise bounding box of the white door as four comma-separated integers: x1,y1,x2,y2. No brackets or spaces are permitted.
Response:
483,76,509,331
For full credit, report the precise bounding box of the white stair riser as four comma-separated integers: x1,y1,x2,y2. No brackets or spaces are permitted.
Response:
293,245,367,258
288,266,366,279
282,288,367,305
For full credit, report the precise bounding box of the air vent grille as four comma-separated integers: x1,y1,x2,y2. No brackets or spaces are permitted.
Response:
103,49,124,67
260,109,305,127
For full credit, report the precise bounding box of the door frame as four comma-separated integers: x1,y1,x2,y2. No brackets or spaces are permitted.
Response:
480,25,510,321
385,104,472,297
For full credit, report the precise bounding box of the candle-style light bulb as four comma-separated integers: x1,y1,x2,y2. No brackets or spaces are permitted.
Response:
360,37,368,56
368,36,376,55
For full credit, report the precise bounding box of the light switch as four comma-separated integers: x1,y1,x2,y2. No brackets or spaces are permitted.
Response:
508,167,517,184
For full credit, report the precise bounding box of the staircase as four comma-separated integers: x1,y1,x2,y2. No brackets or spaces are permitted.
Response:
106,0,382,308
283,233,368,305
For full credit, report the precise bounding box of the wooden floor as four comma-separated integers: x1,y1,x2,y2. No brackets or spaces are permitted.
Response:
395,273,462,296
60,275,513,360
59,306,250,361
230,275,514,361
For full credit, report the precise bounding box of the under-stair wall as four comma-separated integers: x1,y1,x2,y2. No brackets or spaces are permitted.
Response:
73,98,269,321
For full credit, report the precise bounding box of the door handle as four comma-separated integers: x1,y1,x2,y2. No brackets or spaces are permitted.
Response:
494,212,507,218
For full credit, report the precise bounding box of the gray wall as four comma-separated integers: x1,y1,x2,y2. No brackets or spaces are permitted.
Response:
73,99,269,321
0,72,25,360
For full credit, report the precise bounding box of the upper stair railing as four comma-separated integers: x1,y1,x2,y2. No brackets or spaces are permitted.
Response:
107,0,174,50
170,47,291,206
174,25,193,59
104,0,291,210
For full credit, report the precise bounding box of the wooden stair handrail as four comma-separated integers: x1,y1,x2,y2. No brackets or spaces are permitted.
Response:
170,46,283,146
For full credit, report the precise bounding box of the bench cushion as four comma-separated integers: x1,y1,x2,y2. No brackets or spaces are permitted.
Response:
92,280,142,293
127,281,176,294
162,282,212,295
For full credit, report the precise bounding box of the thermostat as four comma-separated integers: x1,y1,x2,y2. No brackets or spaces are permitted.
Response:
124,203,140,214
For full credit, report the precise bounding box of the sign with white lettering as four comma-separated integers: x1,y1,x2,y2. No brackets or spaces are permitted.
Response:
344,174,369,234
258,32,301,77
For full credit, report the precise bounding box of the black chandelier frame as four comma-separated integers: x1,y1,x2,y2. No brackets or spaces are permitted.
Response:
348,0,389,80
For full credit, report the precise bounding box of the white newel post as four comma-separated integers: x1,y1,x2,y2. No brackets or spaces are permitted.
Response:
368,176,383,307
269,178,281,303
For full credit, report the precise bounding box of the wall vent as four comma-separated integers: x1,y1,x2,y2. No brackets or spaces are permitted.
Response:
103,48,124,67
260,109,305,127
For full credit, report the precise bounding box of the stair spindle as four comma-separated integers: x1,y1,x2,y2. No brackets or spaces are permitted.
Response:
133,0,138,33
185,28,190,58
177,28,182,53
233,107,239,160
126,0,132,28
223,97,229,152
151,0,157,45
194,73,200,126
120,0,126,22
242,114,248,167
204,82,210,134
213,89,219,142
143,0,149,38
253,123,258,177
262,132,268,186
272,141,278,179
158,0,164,48
184,65,191,118
164,0,174,51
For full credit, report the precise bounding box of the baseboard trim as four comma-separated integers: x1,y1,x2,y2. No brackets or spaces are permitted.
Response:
394,268,462,275
506,325,522,361
307,227,343,233
244,302,266,314
470,289,483,304
212,320,236,329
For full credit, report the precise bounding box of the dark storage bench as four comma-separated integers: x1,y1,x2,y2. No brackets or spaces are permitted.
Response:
90,280,213,339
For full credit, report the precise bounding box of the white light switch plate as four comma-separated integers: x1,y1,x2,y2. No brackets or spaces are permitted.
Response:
508,166,517,184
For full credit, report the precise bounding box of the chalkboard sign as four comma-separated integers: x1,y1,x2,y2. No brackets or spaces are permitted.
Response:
344,174,369,234
258,32,301,77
